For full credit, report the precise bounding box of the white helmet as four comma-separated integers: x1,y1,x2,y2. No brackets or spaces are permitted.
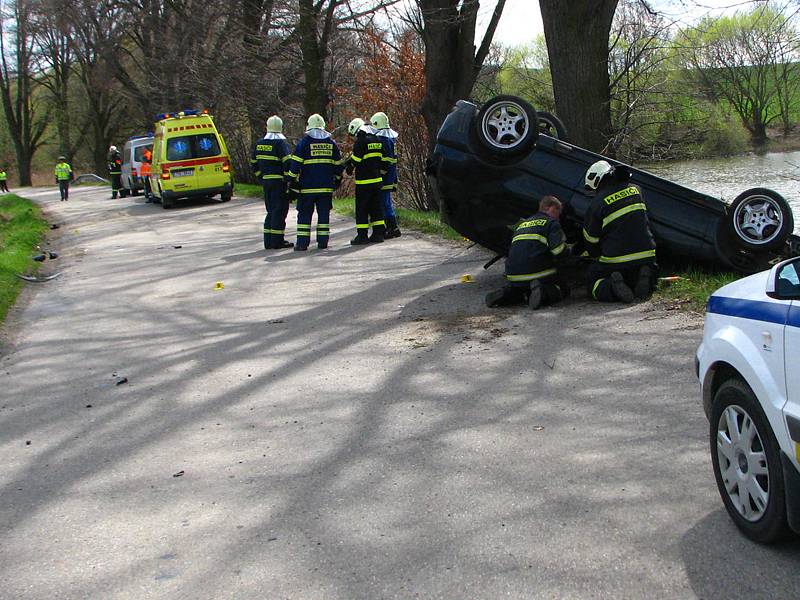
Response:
348,118,365,136
306,113,326,131
370,111,389,130
109,145,117,153
585,160,614,190
266,115,283,133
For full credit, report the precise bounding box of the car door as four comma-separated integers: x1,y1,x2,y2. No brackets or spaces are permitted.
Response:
780,262,800,465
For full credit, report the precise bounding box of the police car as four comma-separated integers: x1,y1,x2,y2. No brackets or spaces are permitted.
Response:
696,256,800,542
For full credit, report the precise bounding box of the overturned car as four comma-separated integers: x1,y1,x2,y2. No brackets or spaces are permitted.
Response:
427,95,800,273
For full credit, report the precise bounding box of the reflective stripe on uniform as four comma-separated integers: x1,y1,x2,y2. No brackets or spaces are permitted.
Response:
592,279,603,299
355,177,383,185
506,268,557,282
381,184,397,191
583,229,600,244
370,220,385,227
356,224,370,229
304,158,336,165
361,152,383,160
297,224,311,237
300,187,334,194
261,174,283,180
264,228,284,234
599,249,656,264
512,233,547,244
290,155,304,163
602,203,647,229
551,243,566,255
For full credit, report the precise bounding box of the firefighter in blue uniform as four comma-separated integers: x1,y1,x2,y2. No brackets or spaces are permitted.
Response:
251,115,293,249
346,118,389,245
485,196,570,309
582,160,658,303
286,114,343,251
107,145,122,199
370,111,401,238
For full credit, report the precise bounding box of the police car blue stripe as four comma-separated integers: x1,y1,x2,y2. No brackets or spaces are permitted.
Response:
707,296,790,325
788,305,800,329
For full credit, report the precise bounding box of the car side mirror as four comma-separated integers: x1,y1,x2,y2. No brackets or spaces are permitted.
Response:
766,256,800,300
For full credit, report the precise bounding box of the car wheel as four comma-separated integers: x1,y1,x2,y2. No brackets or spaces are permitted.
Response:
475,95,538,158
161,189,173,209
120,188,129,198
537,111,568,140
728,188,794,252
710,378,790,543
220,192,231,203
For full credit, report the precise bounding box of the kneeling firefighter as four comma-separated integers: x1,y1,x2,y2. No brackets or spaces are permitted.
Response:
346,118,389,245
485,195,571,310
582,160,657,302
251,115,293,249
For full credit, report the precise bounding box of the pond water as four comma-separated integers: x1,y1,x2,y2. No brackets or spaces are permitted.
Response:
642,150,800,233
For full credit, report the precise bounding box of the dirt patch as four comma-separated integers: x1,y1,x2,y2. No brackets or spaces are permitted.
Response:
402,314,511,349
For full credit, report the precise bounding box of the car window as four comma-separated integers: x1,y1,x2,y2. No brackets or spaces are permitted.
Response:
124,146,132,163
166,134,220,161
134,144,153,162
777,261,800,296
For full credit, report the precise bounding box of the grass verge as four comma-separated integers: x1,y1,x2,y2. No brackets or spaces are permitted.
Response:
332,197,462,241
234,182,264,199
652,266,740,312
0,194,48,325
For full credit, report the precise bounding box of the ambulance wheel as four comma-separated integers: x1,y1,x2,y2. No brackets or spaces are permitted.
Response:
220,192,231,203
120,188,129,198
161,194,173,209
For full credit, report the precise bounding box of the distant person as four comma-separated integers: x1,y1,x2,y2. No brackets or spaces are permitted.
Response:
251,115,292,249
286,114,343,251
0,168,8,193
346,117,388,245
54,156,73,201
485,195,570,309
107,145,122,199
582,160,657,303
370,111,401,238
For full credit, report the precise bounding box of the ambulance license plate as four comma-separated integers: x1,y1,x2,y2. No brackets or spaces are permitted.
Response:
172,168,194,178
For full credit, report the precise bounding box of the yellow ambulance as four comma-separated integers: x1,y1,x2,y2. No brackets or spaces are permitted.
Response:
149,109,234,209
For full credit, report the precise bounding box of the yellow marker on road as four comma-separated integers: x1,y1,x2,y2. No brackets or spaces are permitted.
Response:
214,281,224,290
461,274,474,283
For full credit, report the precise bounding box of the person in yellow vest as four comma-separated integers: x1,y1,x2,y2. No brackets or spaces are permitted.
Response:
0,168,8,193
54,156,73,201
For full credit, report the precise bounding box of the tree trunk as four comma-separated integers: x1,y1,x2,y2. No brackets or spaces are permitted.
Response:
539,0,618,153
298,0,328,117
418,0,506,150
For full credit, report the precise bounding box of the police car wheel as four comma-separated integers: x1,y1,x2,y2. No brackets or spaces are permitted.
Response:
728,188,793,252
474,95,539,161
710,378,791,543
537,111,568,140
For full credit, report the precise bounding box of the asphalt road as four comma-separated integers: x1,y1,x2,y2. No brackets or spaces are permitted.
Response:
1,185,798,599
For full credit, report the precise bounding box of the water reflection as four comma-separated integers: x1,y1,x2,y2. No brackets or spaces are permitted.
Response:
642,151,800,232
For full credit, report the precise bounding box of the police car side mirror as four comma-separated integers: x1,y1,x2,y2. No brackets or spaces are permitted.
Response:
765,256,800,300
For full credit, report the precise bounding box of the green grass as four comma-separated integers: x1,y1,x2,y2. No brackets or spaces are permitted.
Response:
652,266,741,312
234,182,264,198
0,194,49,324
332,197,462,241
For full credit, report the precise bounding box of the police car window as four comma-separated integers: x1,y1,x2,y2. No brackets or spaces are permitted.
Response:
167,137,193,161
124,147,132,163
777,262,800,296
134,145,152,162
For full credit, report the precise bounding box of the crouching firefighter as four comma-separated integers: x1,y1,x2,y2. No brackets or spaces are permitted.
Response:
286,114,343,251
485,195,571,310
252,115,293,249
346,118,388,245
582,160,658,303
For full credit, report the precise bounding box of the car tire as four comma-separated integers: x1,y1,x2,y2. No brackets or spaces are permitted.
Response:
710,377,791,544
537,111,568,140
220,192,231,203
120,188,129,198
161,190,173,209
475,95,539,159
727,188,794,252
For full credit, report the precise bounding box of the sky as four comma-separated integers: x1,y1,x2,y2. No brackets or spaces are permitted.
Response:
488,0,776,47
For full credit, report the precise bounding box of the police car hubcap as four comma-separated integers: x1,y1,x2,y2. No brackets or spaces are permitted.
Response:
716,405,769,522
482,101,530,150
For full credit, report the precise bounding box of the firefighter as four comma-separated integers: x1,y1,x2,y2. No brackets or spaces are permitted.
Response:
370,111,401,238
582,160,657,303
286,114,343,251
107,145,122,199
346,117,389,245
0,168,8,193
54,156,73,201
251,115,293,249
485,195,570,309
